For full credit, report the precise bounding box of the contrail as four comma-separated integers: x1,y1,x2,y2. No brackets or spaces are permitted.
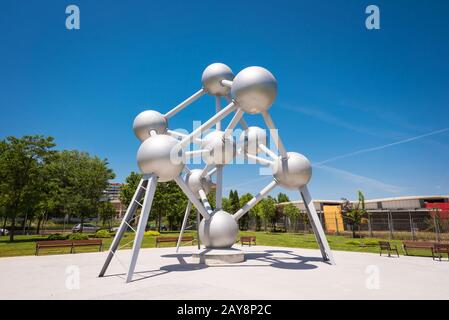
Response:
316,127,449,165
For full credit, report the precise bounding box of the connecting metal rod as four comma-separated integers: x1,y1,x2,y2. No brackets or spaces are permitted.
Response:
259,144,279,161
233,179,278,221
198,189,214,215
261,111,288,159
165,88,206,119
245,153,274,166
299,186,335,265
224,109,244,138
225,95,248,129
221,79,233,88
174,175,211,220
99,179,147,277
215,96,222,131
167,130,202,144
200,163,215,178
215,165,223,209
126,174,158,282
176,201,192,252
179,101,237,148
185,149,209,157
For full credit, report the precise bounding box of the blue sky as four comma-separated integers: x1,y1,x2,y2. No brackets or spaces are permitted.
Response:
1,0,448,201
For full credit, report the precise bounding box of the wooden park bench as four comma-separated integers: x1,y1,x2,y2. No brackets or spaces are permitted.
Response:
379,241,399,257
402,241,435,256
432,243,449,261
35,239,103,256
240,236,257,247
155,236,195,248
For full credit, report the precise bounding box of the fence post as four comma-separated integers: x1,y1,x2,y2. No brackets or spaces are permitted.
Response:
434,213,440,243
368,213,373,238
409,210,415,241
388,210,394,240
335,212,339,236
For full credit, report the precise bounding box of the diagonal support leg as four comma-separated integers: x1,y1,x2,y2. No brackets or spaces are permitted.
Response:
126,175,158,283
99,178,147,277
176,201,192,252
299,186,335,265
196,210,201,249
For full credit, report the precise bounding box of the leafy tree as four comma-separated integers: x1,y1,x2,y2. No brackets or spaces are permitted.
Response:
0,135,56,241
47,150,115,232
277,192,290,203
238,193,253,230
283,203,300,232
119,171,142,207
341,190,367,238
256,197,277,231
229,190,240,214
98,201,116,229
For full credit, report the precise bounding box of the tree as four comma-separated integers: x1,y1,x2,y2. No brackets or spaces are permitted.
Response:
119,172,142,207
341,190,367,238
98,201,116,229
238,193,253,230
283,203,300,232
0,135,56,241
277,193,290,203
47,150,115,232
256,197,277,231
229,190,240,215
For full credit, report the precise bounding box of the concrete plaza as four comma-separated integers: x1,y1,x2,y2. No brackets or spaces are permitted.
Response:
0,245,448,299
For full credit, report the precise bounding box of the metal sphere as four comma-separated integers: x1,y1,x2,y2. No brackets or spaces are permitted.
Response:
133,110,168,142
199,210,238,248
239,126,267,155
272,152,312,189
201,63,234,96
185,169,213,195
231,66,277,114
201,131,236,165
136,134,185,182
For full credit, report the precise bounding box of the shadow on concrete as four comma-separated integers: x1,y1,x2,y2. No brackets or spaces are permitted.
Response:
110,248,322,282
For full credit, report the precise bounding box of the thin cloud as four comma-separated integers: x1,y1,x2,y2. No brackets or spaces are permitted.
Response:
314,164,405,194
316,127,449,165
279,104,405,140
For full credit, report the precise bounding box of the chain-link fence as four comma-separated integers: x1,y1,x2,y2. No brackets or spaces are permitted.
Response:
244,209,449,242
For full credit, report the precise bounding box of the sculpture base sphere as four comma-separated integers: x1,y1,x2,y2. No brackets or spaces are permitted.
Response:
137,134,185,182
201,131,236,165
201,63,234,96
272,152,312,189
185,169,213,195
133,110,167,142
199,210,238,248
231,66,277,114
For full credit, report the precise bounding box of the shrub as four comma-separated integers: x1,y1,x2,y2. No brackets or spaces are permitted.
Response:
345,240,360,246
94,230,111,238
67,233,89,240
47,233,66,240
144,230,160,236
364,240,379,246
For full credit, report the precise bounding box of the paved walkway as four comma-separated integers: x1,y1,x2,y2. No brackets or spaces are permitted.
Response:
1,245,448,299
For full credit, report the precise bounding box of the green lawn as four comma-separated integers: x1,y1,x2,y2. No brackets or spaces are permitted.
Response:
0,231,435,258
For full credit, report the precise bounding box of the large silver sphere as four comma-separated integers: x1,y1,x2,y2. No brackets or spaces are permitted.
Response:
239,126,267,155
231,66,277,114
201,63,234,96
272,152,312,189
133,110,168,142
136,134,185,182
201,131,236,165
199,210,238,248
185,169,213,195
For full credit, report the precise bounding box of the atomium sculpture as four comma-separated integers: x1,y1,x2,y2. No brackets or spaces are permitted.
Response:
99,63,335,283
